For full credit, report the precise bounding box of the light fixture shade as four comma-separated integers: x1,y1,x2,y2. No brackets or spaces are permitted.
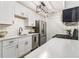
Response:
36,5,42,13
35,2,49,17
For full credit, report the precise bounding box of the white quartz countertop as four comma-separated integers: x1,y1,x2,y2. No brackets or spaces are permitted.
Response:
0,33,39,41
25,38,79,58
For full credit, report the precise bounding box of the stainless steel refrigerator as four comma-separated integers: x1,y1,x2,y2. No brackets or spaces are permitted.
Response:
35,20,47,46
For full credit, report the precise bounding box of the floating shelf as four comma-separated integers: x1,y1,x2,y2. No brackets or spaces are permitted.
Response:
0,24,12,28
14,14,27,20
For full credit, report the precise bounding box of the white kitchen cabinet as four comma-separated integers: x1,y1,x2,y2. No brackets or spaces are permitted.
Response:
28,11,41,26
24,36,32,53
15,2,39,27
15,2,35,26
0,2,14,25
2,36,32,58
14,2,28,27
28,11,36,26
0,41,2,58
18,38,26,57
3,38,18,58
28,20,35,26
15,2,27,18
18,36,32,57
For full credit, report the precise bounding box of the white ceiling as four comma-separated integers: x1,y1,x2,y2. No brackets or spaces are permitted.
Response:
19,1,64,17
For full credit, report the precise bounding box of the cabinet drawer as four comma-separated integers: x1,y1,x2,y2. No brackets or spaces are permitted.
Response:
28,36,32,39
3,45,18,58
40,37,46,45
3,39,17,46
19,37,27,42
19,36,32,42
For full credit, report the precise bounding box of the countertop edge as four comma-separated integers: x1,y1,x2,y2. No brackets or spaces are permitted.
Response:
0,33,39,41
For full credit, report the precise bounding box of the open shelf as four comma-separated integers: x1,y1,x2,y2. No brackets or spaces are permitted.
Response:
25,26,36,29
14,14,27,20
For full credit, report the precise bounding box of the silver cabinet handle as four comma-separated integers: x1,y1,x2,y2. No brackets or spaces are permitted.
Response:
25,42,28,45
9,41,14,43
16,45,18,48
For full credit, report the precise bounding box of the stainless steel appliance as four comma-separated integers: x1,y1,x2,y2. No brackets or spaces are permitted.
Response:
35,20,46,46
32,34,39,50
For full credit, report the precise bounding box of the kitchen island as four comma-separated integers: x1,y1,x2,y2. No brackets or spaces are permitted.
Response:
25,38,79,58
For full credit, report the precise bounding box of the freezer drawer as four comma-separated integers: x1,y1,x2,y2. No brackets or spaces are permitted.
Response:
40,36,46,46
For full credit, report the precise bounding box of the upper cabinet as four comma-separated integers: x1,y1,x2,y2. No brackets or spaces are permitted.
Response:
14,2,27,19
76,7,79,21
63,8,76,22
64,1,79,23
14,2,35,26
0,2,41,27
0,2,14,25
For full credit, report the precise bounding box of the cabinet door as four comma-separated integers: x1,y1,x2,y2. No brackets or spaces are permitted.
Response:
0,2,14,24
63,8,77,22
3,46,18,58
18,36,32,57
3,39,18,58
15,2,26,17
72,8,76,22
0,42,2,58
76,7,79,21
28,12,36,26
18,38,26,57
63,9,72,22
24,36,32,53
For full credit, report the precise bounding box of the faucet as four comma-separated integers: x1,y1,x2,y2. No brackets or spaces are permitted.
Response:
19,27,23,35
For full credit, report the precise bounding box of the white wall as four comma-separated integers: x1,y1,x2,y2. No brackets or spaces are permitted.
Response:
46,12,66,41
65,1,79,9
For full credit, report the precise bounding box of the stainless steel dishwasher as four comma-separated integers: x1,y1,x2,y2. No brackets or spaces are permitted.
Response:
32,34,39,50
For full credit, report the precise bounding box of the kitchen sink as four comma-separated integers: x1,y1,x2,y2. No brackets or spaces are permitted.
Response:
52,34,72,39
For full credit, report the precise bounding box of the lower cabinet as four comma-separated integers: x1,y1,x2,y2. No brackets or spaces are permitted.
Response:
1,35,32,58
18,37,26,57
3,38,18,58
0,41,2,58
3,45,18,58
24,36,32,53
18,36,32,57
